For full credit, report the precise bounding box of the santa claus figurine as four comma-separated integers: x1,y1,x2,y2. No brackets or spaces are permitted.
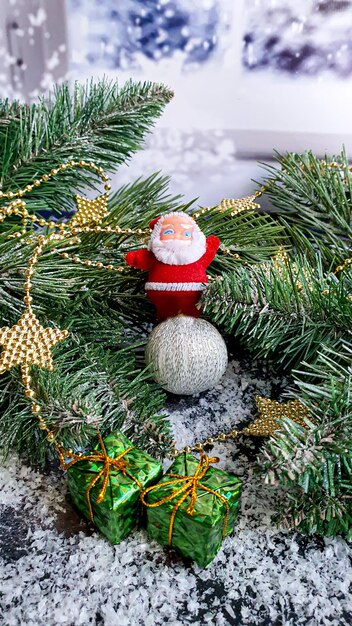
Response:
125,212,220,321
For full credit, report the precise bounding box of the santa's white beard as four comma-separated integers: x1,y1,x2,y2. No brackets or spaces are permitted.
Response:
150,236,206,265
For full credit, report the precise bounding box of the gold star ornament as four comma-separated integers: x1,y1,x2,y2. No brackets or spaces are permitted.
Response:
250,396,310,437
0,309,69,374
218,195,260,216
69,193,109,229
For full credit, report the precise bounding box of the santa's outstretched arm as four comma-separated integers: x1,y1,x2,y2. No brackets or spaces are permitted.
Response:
201,235,221,267
125,249,154,271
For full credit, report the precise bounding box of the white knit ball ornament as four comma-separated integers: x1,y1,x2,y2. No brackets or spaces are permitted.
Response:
145,315,228,395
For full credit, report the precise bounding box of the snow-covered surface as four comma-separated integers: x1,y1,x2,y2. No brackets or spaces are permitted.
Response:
1,356,351,626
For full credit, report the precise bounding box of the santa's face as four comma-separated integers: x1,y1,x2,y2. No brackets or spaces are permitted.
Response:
149,212,206,266
160,216,194,244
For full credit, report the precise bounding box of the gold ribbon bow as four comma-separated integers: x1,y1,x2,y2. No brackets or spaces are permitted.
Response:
141,453,230,545
63,432,142,523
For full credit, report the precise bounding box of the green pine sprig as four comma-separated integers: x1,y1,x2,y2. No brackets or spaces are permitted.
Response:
1,80,351,540
260,343,352,537
202,254,352,370
0,79,173,216
260,149,352,267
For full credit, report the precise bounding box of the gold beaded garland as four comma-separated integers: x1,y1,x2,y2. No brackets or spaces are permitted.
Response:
0,160,150,239
56,250,125,273
169,396,310,458
0,158,347,457
218,194,261,216
0,233,69,448
192,193,261,222
0,308,68,374
69,194,109,229
335,257,352,275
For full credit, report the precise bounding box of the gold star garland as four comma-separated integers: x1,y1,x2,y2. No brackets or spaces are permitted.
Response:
192,192,262,221
334,257,352,275
69,193,109,229
0,159,348,457
168,396,310,458
192,193,262,260
0,160,150,240
217,194,261,215
0,161,157,451
0,308,68,375
0,234,69,445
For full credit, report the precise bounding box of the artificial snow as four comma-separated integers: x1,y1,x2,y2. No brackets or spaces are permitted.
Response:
0,356,351,625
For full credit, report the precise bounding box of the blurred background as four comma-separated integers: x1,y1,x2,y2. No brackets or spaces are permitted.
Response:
1,0,352,205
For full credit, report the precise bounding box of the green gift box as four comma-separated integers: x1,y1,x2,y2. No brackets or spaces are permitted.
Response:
142,452,242,567
66,430,163,544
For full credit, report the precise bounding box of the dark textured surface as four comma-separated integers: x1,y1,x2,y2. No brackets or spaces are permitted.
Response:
0,506,31,564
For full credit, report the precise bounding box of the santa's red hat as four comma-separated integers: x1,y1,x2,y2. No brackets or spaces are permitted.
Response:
149,216,161,230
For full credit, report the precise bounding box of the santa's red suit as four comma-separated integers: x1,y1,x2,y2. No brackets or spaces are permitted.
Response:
125,214,220,321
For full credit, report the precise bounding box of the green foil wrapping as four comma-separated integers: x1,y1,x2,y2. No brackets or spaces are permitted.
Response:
145,453,242,568
67,431,163,544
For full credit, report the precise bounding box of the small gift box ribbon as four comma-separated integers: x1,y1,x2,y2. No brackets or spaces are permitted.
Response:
141,453,230,546
61,432,142,523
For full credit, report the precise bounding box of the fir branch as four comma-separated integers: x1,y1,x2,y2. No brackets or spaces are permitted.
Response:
194,206,286,270
0,79,177,466
259,343,352,537
0,174,288,324
0,333,170,466
0,79,173,215
1,82,351,540
0,174,187,320
202,255,352,370
260,149,352,267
